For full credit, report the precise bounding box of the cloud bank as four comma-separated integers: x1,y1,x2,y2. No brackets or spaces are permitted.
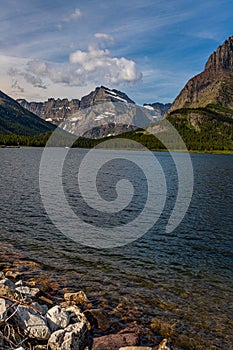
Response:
8,36,142,92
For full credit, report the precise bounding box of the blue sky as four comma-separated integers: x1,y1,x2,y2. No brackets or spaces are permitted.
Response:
0,0,232,104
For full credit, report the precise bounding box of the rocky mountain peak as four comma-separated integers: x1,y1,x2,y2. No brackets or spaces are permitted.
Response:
205,36,233,72
79,86,135,109
169,35,233,111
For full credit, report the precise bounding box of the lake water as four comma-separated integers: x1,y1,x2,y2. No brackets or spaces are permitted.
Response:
0,147,232,349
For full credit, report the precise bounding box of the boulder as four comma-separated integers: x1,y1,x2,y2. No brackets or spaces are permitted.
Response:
0,298,13,325
84,308,110,331
92,332,139,350
48,321,88,350
13,305,51,340
46,305,70,332
31,302,48,316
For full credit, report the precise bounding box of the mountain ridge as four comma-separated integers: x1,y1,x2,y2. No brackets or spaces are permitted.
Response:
17,86,169,126
169,36,233,111
17,86,165,138
0,90,56,135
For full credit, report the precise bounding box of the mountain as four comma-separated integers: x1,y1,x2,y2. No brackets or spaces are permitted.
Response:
143,102,171,116
161,36,233,151
169,36,233,111
79,85,136,108
17,97,80,126
18,86,162,138
60,86,160,138
0,90,55,136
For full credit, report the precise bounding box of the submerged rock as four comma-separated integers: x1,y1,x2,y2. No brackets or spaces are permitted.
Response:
119,347,152,350
92,332,139,350
84,308,110,331
64,290,89,305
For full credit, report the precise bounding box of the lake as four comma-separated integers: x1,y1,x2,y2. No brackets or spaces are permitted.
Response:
0,147,232,349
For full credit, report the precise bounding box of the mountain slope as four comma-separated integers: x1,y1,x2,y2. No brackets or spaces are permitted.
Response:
0,90,55,136
162,35,233,150
169,36,233,111
18,86,162,138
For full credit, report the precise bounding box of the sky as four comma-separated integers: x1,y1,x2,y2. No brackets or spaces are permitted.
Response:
0,0,232,105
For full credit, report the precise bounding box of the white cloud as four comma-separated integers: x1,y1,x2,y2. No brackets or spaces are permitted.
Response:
63,8,82,22
69,44,142,84
6,39,142,96
94,33,114,44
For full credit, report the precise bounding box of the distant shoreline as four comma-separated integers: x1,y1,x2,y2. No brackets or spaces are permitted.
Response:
1,145,233,155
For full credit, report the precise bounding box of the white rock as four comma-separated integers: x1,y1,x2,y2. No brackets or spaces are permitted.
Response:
13,305,51,340
0,298,13,325
48,321,88,350
16,285,40,298
46,305,70,332
0,272,5,279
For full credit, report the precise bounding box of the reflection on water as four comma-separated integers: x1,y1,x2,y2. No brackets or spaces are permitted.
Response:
0,148,232,349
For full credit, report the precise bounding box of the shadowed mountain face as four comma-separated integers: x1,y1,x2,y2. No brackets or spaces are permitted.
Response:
169,36,233,111
0,91,55,135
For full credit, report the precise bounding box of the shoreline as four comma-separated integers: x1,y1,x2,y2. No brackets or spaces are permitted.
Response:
0,253,170,350
1,144,233,155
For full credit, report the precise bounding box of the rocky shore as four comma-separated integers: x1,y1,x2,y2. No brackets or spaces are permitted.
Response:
0,267,172,350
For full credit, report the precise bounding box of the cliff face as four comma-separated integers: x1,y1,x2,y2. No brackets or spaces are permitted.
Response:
205,36,233,72
17,98,80,126
169,36,233,111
